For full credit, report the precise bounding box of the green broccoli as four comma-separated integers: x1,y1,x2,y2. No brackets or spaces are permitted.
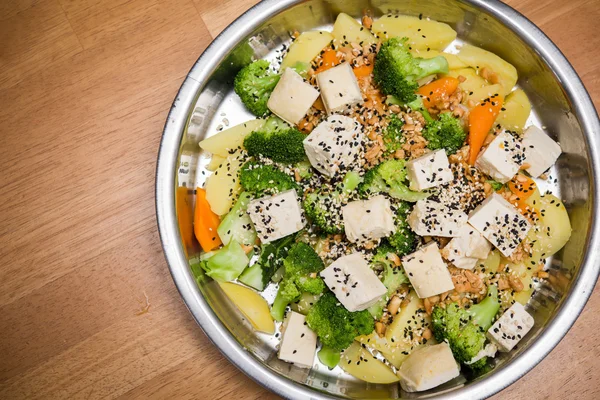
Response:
270,243,326,321
303,171,362,234
243,116,307,164
373,37,449,103
358,159,429,202
486,180,504,191
431,285,500,371
388,201,417,256
318,345,341,370
306,292,374,352
422,112,467,155
238,235,295,291
234,60,281,117
382,114,405,156
239,161,299,197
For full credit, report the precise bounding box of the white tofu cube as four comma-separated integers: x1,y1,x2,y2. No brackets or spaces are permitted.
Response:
402,242,455,298
468,193,531,257
278,311,318,368
316,63,363,114
441,224,492,270
408,199,468,238
522,126,562,177
398,342,460,392
342,195,395,243
487,302,534,352
475,130,525,183
406,149,454,191
267,68,320,125
247,189,305,243
303,115,363,177
320,252,387,311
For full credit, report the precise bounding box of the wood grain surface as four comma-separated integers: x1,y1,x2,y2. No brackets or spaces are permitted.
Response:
0,0,598,399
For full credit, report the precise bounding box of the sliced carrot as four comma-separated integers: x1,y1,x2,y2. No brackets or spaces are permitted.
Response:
508,174,537,212
353,63,374,78
315,49,340,73
467,95,504,165
194,188,222,252
416,77,460,108
176,186,196,256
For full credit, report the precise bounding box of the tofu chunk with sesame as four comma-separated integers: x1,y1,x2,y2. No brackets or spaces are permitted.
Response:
398,342,460,392
441,224,492,269
406,149,454,191
487,302,534,352
320,253,387,311
408,199,468,238
468,193,531,257
303,115,364,177
342,195,395,243
278,311,317,368
522,125,562,177
402,242,455,298
267,68,320,125
475,130,524,183
247,189,305,243
316,62,363,114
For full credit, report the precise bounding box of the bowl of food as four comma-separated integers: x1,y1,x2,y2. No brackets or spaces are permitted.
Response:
155,0,600,398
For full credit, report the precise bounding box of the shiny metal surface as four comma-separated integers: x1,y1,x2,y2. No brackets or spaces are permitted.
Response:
156,0,600,398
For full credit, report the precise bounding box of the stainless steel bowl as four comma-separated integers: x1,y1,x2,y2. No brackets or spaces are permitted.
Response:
156,0,600,398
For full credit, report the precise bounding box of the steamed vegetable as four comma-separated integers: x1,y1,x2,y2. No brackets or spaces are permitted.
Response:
468,94,504,165
205,150,245,215
217,191,256,246
281,31,334,69
238,235,294,291
358,159,429,202
416,76,460,108
243,116,306,164
496,89,531,133
371,15,457,51
340,342,400,384
457,44,518,95
332,12,377,46
200,119,264,158
234,60,281,117
239,161,299,197
201,240,249,281
194,188,222,252
422,112,466,155
219,282,275,334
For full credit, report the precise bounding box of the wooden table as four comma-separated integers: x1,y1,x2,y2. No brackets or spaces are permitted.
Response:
0,0,598,398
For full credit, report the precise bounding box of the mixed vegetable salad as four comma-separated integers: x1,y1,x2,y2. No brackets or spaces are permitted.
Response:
190,11,571,392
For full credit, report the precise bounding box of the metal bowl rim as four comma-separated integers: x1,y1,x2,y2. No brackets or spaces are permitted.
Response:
155,0,600,398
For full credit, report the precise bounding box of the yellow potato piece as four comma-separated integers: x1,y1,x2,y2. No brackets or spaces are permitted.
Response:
206,155,225,171
340,342,400,384
332,13,377,46
281,31,334,69
219,282,275,334
479,250,501,275
411,49,467,70
496,89,531,133
199,119,264,158
356,292,431,369
372,15,457,51
457,44,518,95
446,68,487,95
205,150,244,215
467,83,504,105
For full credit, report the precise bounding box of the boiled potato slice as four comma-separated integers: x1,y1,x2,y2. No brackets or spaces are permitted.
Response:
411,49,467,70
340,342,400,384
356,292,431,369
206,155,225,171
495,89,531,133
457,44,518,95
332,13,377,46
467,83,504,105
510,193,571,304
219,282,275,334
446,68,487,95
478,250,501,275
199,119,264,158
372,15,457,51
205,150,244,215
281,31,334,69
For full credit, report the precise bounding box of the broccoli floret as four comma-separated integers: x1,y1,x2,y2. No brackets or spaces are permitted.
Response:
486,179,504,191
234,60,281,117
318,345,341,369
431,286,500,370
238,235,294,291
303,171,362,234
382,114,405,156
270,243,326,321
388,201,417,256
239,161,299,197
306,292,374,351
422,112,467,155
374,37,449,103
368,242,410,318
243,117,307,164
358,159,429,202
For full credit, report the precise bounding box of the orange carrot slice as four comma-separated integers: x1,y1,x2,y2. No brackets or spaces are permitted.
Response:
468,95,504,165
417,77,460,108
194,188,222,252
